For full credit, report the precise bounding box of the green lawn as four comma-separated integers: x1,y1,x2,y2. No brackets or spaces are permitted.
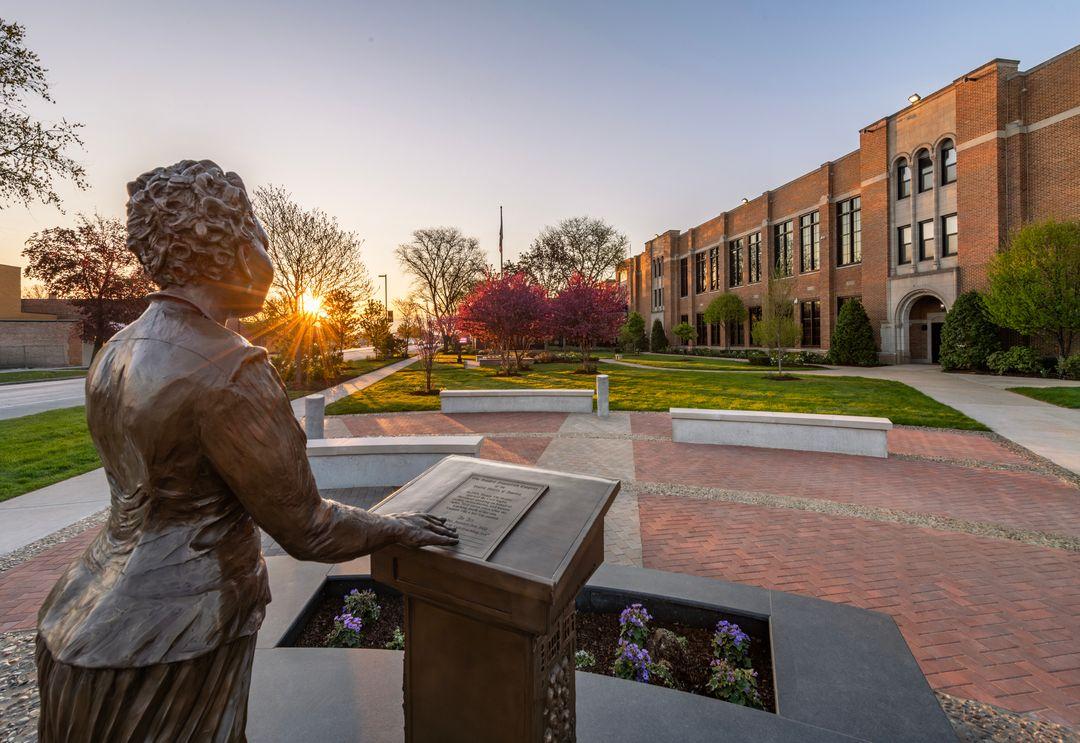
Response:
1007,386,1080,409
286,357,402,399
598,352,822,372
0,407,99,502
325,361,986,429
0,368,87,385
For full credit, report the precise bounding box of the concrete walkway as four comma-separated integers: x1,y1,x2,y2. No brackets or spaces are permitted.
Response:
1,357,419,557
603,358,1080,474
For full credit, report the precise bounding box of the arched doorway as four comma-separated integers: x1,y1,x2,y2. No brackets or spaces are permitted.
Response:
902,293,947,363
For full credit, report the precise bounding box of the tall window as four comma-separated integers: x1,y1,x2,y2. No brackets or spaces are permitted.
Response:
799,211,820,272
694,251,707,293
918,219,935,261
897,225,912,264
728,238,743,287
748,306,762,345
837,197,861,266
940,139,956,184
679,257,688,297
942,214,958,256
917,150,933,192
728,319,744,346
896,158,911,199
773,220,793,277
747,233,762,283
695,312,707,346
709,320,721,346
708,246,720,290
800,300,821,347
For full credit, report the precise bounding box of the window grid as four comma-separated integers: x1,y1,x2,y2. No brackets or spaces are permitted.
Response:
679,257,688,297
941,140,956,185
918,219,935,261
773,221,793,277
747,233,762,283
942,214,958,256
694,251,707,294
837,197,861,266
728,238,743,287
801,300,821,347
897,159,911,199
799,211,820,272
917,151,933,192
898,225,912,264
708,246,721,291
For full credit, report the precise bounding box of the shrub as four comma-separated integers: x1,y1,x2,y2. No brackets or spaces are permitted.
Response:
747,351,770,366
650,319,669,352
939,291,1001,371
706,659,763,708
828,298,877,366
343,588,381,624
1059,352,1080,380
325,611,364,648
672,322,694,346
618,311,648,353
574,649,596,670
385,627,405,650
986,346,1041,376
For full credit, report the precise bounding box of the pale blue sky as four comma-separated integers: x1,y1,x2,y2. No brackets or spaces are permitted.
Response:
2,1,1077,302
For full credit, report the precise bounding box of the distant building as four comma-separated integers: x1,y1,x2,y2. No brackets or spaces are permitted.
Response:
0,264,84,368
620,46,1080,363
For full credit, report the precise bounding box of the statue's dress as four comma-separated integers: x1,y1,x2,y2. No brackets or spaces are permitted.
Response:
36,295,370,742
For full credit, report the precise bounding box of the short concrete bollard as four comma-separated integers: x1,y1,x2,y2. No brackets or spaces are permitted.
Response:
596,374,609,417
304,394,325,440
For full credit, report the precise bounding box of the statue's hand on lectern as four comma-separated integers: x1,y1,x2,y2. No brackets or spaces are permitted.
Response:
385,512,459,547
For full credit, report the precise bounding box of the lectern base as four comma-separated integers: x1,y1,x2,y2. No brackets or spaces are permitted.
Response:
404,597,576,743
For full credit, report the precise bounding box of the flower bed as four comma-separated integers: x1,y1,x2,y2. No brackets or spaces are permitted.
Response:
290,580,775,713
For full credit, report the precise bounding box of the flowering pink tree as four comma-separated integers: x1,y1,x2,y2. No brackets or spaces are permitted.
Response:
457,272,550,374
549,274,626,372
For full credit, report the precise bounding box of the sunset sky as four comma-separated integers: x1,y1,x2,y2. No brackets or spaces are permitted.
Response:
3,0,1077,303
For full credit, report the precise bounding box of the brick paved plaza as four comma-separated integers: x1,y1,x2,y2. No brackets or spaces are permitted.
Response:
1,410,1077,728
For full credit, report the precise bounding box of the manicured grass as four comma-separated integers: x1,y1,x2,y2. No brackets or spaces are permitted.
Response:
0,407,99,502
1007,386,1080,409
285,357,402,399
600,352,822,372
325,361,986,429
0,368,87,385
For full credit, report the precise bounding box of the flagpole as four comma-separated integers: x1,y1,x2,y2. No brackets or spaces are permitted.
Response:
499,205,504,273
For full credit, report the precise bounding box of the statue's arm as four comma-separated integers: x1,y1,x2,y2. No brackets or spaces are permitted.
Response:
199,350,455,562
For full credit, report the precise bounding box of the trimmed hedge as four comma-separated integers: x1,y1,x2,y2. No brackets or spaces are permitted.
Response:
986,346,1041,376
940,291,1001,371
650,319,669,352
828,298,878,366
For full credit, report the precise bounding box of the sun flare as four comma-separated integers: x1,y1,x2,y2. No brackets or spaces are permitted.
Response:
298,290,325,318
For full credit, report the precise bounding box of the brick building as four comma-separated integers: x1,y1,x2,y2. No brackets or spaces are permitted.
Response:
620,46,1080,363
0,265,84,368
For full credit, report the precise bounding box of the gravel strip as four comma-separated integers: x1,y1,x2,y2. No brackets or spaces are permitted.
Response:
939,692,1079,742
622,481,1080,552
0,631,37,743
0,510,108,577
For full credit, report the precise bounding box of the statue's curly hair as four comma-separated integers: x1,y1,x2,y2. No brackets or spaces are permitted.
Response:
126,159,264,288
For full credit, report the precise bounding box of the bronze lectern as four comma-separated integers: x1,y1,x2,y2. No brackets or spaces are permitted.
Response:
371,456,620,743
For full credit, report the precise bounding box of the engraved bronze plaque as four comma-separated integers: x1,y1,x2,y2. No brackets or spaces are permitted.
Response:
427,475,547,560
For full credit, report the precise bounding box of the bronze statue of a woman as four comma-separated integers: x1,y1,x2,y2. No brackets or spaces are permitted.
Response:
35,160,456,742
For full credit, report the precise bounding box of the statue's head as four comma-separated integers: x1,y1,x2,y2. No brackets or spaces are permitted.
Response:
126,160,273,318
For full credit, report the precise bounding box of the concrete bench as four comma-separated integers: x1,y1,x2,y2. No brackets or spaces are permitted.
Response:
440,389,593,414
670,408,892,458
306,435,483,488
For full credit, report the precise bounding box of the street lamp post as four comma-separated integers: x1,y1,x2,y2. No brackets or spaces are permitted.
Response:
378,274,388,319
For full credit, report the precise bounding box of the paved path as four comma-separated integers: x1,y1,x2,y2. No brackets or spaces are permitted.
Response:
0,377,85,420
603,359,1080,475
290,356,417,425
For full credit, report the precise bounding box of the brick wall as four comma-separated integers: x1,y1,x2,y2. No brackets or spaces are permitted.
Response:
0,320,82,368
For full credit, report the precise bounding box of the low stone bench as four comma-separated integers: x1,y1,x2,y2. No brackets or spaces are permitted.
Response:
440,389,593,414
306,435,483,488
670,408,892,458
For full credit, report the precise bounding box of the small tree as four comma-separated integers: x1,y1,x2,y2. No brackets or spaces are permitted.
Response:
22,213,153,354
703,293,746,348
939,291,1000,371
358,300,393,359
751,280,801,375
549,274,625,372
650,319,669,352
415,315,442,393
985,219,1080,359
321,288,359,354
828,298,877,366
618,311,647,353
672,322,695,348
457,272,549,375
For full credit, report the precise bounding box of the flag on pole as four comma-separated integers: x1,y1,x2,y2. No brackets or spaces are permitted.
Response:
498,205,504,273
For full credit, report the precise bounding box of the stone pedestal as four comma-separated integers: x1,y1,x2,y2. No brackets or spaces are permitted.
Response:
370,456,619,743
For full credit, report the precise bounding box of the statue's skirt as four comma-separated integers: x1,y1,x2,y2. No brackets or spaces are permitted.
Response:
35,634,256,743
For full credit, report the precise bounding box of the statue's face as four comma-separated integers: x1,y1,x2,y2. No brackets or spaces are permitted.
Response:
230,222,273,318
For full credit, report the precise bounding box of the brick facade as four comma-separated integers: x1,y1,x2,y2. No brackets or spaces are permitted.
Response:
0,265,83,368
620,46,1080,362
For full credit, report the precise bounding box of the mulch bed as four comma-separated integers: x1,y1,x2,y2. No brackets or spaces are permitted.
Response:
294,584,774,713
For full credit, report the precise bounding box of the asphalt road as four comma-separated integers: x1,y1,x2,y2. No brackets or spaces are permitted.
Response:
0,377,86,420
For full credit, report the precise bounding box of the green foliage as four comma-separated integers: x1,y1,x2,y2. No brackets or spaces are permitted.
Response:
828,298,878,366
985,219,1080,359
574,650,596,670
703,294,747,342
706,660,763,708
650,319,669,352
751,280,802,374
672,322,695,346
747,351,770,366
1059,352,1080,380
385,627,406,650
986,346,1041,376
343,589,381,624
618,311,648,353
940,291,1000,371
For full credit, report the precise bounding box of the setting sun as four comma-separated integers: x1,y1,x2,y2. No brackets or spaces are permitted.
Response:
298,290,325,318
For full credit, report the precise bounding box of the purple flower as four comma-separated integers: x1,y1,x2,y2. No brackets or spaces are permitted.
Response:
335,612,363,633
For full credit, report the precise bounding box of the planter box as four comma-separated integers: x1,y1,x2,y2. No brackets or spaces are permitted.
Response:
440,389,593,414
306,435,483,488
670,408,892,458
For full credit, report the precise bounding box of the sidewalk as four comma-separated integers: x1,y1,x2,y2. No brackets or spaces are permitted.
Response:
1,357,418,557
